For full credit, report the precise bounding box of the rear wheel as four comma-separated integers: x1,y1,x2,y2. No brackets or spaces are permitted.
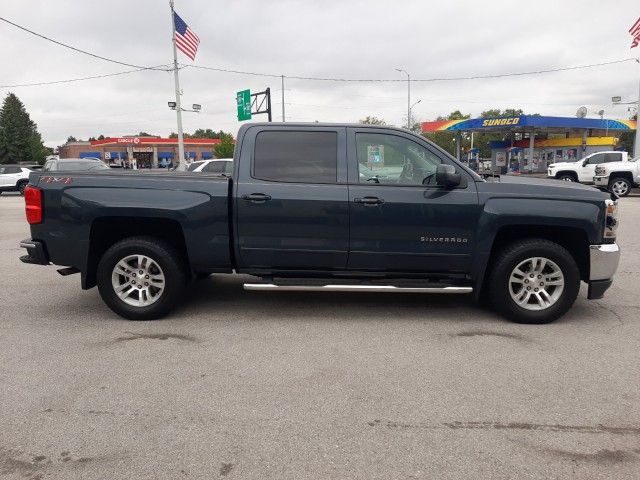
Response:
17,181,27,195
488,239,580,324
609,177,631,197
97,236,187,320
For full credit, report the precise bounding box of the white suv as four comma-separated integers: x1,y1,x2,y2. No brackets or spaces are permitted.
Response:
547,151,629,184
0,165,31,195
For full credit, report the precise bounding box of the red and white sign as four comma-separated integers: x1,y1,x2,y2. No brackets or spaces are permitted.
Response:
630,17,640,49
116,137,141,144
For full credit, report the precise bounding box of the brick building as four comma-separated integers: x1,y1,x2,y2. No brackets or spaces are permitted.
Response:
58,136,222,168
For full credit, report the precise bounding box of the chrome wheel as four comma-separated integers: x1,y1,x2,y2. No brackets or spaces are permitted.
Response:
559,175,574,182
508,257,564,311
111,254,165,307
611,180,629,197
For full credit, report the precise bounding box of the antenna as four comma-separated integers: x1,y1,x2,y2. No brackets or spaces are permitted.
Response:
576,106,588,118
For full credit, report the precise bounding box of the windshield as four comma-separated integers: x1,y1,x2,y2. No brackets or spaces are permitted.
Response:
188,161,204,171
57,161,110,171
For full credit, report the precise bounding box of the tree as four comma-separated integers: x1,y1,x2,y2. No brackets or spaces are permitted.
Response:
422,110,471,155
97,134,105,140
0,93,48,164
88,136,96,142
66,136,77,143
213,133,235,158
359,116,386,125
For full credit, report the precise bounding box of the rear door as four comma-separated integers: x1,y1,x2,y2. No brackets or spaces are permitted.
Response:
235,126,349,270
346,128,480,273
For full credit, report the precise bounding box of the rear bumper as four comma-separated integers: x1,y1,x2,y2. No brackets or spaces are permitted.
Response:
19,239,49,265
587,243,620,299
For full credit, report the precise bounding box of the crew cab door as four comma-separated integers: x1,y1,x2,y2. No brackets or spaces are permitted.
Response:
235,126,349,270
346,128,479,273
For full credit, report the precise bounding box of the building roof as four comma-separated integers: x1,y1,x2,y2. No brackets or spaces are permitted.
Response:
421,115,637,133
90,136,221,146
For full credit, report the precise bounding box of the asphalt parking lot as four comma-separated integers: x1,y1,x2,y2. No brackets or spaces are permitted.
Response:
1,192,639,480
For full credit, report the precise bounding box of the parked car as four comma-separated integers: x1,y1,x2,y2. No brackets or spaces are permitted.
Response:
0,164,31,195
187,159,234,174
42,158,110,172
593,155,639,197
20,123,620,324
547,151,629,183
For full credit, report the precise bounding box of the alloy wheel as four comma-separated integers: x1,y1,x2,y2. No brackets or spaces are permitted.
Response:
508,257,564,311
111,254,165,307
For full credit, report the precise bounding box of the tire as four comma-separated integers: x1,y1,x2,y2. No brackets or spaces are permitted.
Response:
96,236,187,320
557,173,576,182
608,177,631,198
17,181,27,195
487,239,580,324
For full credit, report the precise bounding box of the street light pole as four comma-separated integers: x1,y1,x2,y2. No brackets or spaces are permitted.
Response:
409,99,421,131
396,68,410,129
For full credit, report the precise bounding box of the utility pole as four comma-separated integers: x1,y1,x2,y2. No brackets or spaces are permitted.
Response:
281,75,285,122
169,0,186,170
396,68,410,129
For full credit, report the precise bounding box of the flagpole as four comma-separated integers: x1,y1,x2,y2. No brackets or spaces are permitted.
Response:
170,0,186,171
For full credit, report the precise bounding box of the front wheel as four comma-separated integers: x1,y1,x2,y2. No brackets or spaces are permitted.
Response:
488,239,580,324
557,174,575,182
609,177,632,198
96,236,187,320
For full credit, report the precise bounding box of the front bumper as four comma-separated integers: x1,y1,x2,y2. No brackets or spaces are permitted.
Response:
587,243,620,299
593,175,608,187
19,238,49,265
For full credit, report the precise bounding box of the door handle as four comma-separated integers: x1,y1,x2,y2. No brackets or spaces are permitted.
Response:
242,193,272,202
354,196,384,205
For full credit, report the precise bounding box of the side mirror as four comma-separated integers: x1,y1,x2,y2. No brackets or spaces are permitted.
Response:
582,160,589,167
435,164,462,188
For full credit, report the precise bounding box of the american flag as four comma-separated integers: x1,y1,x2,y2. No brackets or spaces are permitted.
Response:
630,17,640,49
174,12,200,60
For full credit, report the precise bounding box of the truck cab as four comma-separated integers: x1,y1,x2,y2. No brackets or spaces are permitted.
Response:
547,151,628,183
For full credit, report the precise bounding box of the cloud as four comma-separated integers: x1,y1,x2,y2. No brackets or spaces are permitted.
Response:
1,0,638,147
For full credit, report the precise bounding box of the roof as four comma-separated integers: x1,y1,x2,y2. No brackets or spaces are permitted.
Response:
421,115,637,133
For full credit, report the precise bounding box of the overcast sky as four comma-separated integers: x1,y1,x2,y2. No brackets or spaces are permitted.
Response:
1,0,639,147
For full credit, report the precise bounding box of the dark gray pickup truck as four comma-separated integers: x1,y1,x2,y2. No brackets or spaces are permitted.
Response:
20,123,620,324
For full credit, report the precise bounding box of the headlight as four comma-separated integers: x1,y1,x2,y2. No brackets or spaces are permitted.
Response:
604,198,618,241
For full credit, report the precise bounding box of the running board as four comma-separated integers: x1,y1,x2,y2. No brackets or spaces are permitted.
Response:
243,284,472,294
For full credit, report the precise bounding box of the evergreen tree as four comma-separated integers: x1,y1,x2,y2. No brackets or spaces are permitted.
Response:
213,133,235,158
0,93,47,164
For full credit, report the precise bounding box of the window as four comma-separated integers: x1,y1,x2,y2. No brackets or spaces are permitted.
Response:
604,153,622,163
203,161,232,174
187,161,204,172
587,153,606,165
356,133,443,186
254,131,337,183
0,166,20,174
43,161,53,171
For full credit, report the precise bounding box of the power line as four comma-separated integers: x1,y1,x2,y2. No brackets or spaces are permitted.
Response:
0,65,172,88
185,57,638,82
0,16,169,71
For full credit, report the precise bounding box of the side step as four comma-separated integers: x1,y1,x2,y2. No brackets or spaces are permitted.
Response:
243,284,472,294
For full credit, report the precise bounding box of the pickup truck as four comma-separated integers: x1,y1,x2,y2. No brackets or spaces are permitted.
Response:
547,150,629,183
593,155,639,197
19,123,621,324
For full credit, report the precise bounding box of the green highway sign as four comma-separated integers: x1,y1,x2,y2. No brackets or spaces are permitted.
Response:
236,89,252,121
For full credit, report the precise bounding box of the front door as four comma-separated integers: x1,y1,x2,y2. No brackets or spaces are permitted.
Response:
347,128,479,273
235,127,349,271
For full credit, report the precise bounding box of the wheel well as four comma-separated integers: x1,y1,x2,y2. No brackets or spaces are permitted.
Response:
16,179,27,186
609,172,634,184
555,171,578,180
85,217,189,289
483,225,590,288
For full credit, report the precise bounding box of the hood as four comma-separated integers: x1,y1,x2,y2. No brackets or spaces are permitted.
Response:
480,175,609,201
548,161,579,168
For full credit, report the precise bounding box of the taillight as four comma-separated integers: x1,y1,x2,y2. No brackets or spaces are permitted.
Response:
24,186,43,224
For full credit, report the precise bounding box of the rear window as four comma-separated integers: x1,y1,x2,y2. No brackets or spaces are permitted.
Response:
0,166,21,174
58,161,109,171
253,131,337,183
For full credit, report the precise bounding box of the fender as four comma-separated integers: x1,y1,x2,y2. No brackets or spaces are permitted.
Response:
471,197,603,296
